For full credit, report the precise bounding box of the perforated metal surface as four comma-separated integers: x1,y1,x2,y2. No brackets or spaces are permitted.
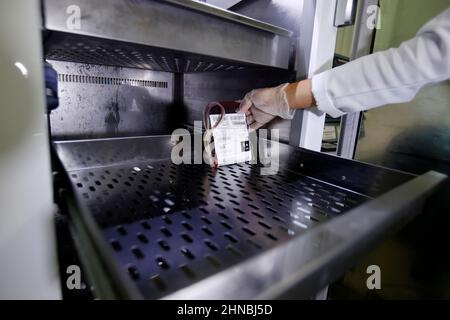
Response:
45,35,250,73
68,160,368,299
57,74,168,88
44,0,292,71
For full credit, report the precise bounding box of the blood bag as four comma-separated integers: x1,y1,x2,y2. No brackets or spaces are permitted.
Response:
204,101,251,167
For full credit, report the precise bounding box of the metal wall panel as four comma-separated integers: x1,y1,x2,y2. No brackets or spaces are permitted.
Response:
49,61,176,140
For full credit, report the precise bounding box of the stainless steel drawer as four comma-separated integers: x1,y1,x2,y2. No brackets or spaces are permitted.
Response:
54,136,446,299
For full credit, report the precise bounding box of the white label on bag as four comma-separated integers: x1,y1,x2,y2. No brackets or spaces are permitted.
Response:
209,113,251,166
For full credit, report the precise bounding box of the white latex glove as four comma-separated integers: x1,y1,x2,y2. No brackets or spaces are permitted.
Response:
238,83,294,132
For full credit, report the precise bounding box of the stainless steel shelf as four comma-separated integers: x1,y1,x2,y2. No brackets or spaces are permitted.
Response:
43,0,292,72
54,136,447,299
164,0,293,36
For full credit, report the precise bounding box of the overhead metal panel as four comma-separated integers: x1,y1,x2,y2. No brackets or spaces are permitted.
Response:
43,0,292,71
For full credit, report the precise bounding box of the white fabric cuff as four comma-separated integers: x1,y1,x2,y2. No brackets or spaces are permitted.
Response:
311,71,345,118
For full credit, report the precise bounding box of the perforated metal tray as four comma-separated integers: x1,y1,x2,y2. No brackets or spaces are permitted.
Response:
54,136,446,299
43,0,292,72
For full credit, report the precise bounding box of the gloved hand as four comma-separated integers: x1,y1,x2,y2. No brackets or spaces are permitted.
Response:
238,83,294,132
44,61,59,112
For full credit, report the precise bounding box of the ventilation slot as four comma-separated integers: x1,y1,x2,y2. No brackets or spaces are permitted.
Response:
58,74,168,88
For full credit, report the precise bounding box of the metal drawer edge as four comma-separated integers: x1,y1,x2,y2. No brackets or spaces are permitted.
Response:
164,171,447,299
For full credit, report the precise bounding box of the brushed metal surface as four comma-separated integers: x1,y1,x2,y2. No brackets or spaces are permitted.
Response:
43,0,292,70
48,61,175,140
164,0,293,36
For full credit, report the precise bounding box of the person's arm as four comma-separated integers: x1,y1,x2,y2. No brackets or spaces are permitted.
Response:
284,79,316,110
239,8,450,128
311,7,450,118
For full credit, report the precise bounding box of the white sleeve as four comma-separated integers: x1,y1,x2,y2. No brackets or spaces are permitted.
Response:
311,8,450,118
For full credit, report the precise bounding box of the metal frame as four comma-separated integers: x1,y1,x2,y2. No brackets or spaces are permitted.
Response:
0,0,60,299
289,0,339,151
58,185,142,299
289,0,379,157
337,0,379,159
334,0,358,27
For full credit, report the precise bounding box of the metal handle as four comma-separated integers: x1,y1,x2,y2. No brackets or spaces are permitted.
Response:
334,0,357,27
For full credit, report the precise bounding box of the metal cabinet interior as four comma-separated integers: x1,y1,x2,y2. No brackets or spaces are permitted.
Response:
43,1,297,141
43,0,447,299
48,61,295,141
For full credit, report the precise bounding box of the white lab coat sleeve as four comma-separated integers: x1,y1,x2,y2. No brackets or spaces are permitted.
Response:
311,8,450,118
